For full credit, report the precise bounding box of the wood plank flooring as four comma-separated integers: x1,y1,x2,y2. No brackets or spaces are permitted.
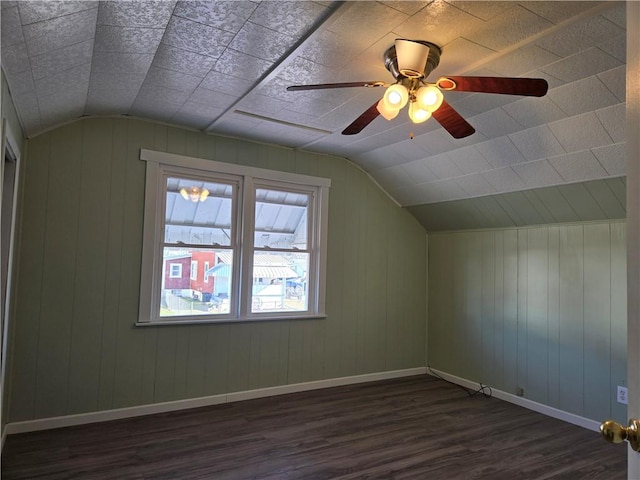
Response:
1,375,626,479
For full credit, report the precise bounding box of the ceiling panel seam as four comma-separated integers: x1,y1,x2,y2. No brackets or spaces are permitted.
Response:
586,181,626,217
555,184,599,222
439,2,618,80
125,1,180,117
203,2,347,134
523,190,555,223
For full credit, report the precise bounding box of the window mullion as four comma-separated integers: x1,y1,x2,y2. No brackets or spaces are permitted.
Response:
238,176,256,317
306,190,318,312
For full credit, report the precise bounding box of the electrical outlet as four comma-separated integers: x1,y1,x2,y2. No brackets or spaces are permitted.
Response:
516,386,524,397
617,386,628,405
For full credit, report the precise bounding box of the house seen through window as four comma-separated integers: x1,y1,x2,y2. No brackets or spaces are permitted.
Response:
138,150,330,324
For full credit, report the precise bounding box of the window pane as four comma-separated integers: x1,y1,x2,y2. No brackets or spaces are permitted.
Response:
251,251,309,313
160,247,233,317
165,177,234,246
254,188,308,250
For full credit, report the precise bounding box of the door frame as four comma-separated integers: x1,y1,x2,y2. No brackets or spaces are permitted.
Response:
0,118,22,448
627,2,640,478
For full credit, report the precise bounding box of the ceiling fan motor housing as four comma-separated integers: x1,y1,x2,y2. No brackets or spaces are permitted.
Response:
384,40,442,80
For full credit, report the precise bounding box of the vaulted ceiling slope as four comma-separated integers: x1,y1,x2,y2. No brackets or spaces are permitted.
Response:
1,1,626,211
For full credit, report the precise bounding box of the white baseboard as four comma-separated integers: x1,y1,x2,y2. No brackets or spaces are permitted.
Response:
427,368,601,432
5,367,427,435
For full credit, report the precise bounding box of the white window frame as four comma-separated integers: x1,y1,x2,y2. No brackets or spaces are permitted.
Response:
137,149,330,325
190,261,198,281
169,263,182,278
204,261,210,282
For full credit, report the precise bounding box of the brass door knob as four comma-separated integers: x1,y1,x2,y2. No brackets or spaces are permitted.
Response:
600,419,640,451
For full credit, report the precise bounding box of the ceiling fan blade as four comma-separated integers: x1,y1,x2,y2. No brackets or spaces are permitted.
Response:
342,101,381,135
432,101,475,139
438,76,548,97
287,81,387,92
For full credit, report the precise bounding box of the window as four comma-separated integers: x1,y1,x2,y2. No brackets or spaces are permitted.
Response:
138,149,330,324
169,264,182,278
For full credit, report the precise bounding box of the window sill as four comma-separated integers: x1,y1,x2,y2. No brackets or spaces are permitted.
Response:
135,314,327,327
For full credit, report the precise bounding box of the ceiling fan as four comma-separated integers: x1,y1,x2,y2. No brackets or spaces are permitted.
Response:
287,39,549,139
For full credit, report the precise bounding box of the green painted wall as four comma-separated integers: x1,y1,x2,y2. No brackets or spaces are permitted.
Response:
6,117,427,423
428,221,627,423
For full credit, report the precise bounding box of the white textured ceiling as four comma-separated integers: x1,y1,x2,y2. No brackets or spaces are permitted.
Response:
1,1,627,206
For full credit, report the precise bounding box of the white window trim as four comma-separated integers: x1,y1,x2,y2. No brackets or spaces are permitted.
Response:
137,149,330,325
190,261,198,281
169,263,183,278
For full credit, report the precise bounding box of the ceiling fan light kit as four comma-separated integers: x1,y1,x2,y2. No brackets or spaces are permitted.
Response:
408,102,431,123
395,39,431,78
415,85,444,112
383,83,409,109
180,186,210,203
376,99,400,121
287,38,549,139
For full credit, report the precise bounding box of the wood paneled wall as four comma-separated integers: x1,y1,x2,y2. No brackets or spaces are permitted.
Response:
5,118,427,423
428,221,627,423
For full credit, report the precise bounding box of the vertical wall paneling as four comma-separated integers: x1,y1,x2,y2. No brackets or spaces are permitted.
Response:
214,136,238,164
184,325,208,399
526,228,549,404
466,232,482,381
97,119,126,411
203,324,230,396
248,323,263,388
154,330,178,403
67,119,113,415
323,158,345,379
481,231,495,383
122,121,157,409
583,223,612,420
558,225,585,415
363,183,387,375
354,168,368,374
516,229,528,396
172,325,192,399
9,134,50,421
547,226,561,408
226,323,254,394
492,231,505,390
384,197,400,371
502,229,518,394
35,124,83,419
8,117,427,423
429,221,626,422
451,234,466,376
427,234,449,370
255,322,282,389
408,217,427,367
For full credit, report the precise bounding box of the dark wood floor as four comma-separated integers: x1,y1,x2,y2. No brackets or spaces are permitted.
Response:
1,375,626,479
